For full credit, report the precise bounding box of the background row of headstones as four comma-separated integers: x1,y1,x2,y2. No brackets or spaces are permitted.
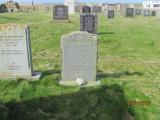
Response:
0,1,159,15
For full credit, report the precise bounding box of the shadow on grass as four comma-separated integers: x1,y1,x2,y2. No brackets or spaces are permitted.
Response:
0,17,20,21
1,85,135,120
97,70,143,79
98,32,115,35
40,70,61,79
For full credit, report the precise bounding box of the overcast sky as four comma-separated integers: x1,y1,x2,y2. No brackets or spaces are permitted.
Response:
0,0,143,4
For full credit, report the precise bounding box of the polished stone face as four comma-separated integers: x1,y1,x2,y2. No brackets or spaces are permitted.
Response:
126,8,134,17
108,10,114,18
53,5,68,20
61,32,97,83
0,24,33,78
151,11,156,16
80,14,98,34
82,6,91,13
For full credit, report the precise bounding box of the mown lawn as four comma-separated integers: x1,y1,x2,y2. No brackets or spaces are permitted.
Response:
0,11,160,120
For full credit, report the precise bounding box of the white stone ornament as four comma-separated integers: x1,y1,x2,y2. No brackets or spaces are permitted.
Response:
76,78,85,85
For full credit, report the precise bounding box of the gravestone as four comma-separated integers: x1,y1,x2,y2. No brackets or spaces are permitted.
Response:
108,10,114,18
151,11,156,16
75,5,80,13
144,10,150,16
156,10,160,19
126,8,134,17
61,31,100,86
98,6,102,12
82,6,91,13
53,5,68,20
64,0,75,14
80,14,98,34
92,5,99,13
0,24,41,80
135,9,141,15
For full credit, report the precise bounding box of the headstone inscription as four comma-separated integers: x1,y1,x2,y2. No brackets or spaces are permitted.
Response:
126,8,134,17
61,31,100,86
108,10,114,18
143,10,150,16
0,24,41,80
82,6,91,13
151,11,156,16
135,9,141,15
80,14,98,34
53,5,68,20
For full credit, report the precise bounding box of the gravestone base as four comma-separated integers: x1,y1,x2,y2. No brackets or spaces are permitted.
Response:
53,19,70,23
60,80,101,87
0,72,42,81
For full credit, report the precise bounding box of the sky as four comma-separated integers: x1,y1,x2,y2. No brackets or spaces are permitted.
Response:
0,0,144,4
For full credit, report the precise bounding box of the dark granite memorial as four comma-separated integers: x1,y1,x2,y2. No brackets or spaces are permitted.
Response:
108,10,114,18
125,8,134,17
151,11,156,16
82,6,91,13
80,14,98,34
53,5,68,20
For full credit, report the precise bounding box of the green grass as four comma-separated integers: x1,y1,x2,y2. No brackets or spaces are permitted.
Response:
0,12,160,120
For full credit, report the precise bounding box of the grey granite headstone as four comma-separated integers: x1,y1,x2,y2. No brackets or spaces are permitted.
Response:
108,10,114,18
125,8,134,17
143,10,150,16
0,24,41,80
80,14,98,34
82,6,91,13
53,5,68,20
60,31,100,86
135,9,141,15
98,6,102,12
75,5,80,13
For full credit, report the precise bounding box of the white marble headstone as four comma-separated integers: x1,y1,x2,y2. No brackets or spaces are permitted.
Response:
64,0,75,14
0,24,41,80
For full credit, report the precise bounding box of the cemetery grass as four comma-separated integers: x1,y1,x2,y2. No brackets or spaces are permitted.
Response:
0,12,160,120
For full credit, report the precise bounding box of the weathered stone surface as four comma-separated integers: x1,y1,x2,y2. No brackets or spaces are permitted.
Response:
61,32,99,86
0,24,41,80
53,5,68,20
80,14,98,34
